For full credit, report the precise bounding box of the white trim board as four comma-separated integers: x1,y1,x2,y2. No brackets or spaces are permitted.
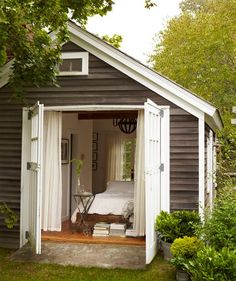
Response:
160,106,170,213
44,105,144,111
198,117,205,218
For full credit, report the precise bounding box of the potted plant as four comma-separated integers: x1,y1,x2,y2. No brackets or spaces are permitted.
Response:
155,210,200,260
170,236,203,281
71,158,83,193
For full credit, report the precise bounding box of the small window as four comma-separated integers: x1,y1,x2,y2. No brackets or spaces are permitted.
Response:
59,52,88,76
123,139,135,181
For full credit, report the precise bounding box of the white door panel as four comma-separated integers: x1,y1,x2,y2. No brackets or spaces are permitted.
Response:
27,102,44,254
145,99,170,264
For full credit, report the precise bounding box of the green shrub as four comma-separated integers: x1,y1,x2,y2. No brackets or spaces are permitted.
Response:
170,236,203,270
155,211,200,243
186,246,236,281
171,236,203,259
0,203,17,229
155,211,180,243
173,210,201,237
199,188,236,250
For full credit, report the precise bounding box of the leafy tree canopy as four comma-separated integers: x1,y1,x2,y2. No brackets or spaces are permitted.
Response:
150,0,236,177
0,0,114,97
0,0,156,97
102,34,123,48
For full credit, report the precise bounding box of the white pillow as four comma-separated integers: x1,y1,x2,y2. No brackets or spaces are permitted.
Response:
106,181,134,194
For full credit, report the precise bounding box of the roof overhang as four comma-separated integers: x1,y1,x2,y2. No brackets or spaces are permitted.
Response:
0,21,223,131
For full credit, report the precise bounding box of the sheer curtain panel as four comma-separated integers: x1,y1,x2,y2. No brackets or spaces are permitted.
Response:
133,110,145,236
106,133,125,181
41,112,62,231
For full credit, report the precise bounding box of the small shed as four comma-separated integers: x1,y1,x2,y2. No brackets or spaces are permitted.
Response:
0,21,222,264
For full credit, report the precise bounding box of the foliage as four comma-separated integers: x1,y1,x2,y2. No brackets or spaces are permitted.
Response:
0,250,175,281
171,236,203,259
150,0,236,182
0,203,17,229
155,211,200,243
1,1,155,99
198,187,236,250
102,34,123,48
70,159,83,177
0,0,114,98
183,187,236,280
145,0,157,9
185,246,236,281
170,236,203,270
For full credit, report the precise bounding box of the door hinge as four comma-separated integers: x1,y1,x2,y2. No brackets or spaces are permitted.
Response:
160,109,164,118
27,162,39,171
160,163,164,172
28,110,33,120
27,162,31,170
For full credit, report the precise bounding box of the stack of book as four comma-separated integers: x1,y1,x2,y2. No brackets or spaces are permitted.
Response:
125,228,137,237
109,223,126,237
92,222,110,237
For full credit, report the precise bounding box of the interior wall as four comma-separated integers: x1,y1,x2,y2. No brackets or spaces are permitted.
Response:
62,113,93,219
92,119,135,194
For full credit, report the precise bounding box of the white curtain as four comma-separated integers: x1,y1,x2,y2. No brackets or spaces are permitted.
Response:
42,112,62,231
133,110,145,236
106,133,125,181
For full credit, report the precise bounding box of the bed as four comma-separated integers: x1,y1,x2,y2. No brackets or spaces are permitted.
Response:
71,181,134,223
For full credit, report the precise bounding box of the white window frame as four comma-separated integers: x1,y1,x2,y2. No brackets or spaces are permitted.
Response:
59,52,89,76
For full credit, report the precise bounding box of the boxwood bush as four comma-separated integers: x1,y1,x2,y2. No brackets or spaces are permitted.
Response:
170,236,203,270
155,210,200,243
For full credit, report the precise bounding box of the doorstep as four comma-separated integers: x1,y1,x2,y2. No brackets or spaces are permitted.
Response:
11,241,146,269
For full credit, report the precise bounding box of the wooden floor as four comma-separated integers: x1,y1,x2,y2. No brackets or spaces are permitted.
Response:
42,220,145,246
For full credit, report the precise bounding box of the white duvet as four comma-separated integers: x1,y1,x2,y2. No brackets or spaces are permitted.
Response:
71,181,134,223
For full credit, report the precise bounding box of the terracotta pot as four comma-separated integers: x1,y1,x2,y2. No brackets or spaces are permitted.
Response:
176,269,190,281
161,240,172,261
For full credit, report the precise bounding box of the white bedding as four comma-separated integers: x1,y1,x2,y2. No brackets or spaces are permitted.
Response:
71,181,134,223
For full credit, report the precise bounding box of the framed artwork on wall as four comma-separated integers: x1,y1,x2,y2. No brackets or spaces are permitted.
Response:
92,162,97,171
93,132,98,141
92,152,97,161
92,132,98,170
61,138,69,164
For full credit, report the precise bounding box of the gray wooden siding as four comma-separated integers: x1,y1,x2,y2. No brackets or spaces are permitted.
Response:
0,41,198,248
0,104,21,248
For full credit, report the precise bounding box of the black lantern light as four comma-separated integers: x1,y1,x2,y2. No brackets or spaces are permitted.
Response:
113,117,137,134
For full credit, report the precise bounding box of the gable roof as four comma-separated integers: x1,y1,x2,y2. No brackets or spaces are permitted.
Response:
0,20,223,131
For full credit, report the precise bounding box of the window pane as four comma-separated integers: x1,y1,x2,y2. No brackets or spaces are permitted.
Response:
123,139,135,181
59,58,83,72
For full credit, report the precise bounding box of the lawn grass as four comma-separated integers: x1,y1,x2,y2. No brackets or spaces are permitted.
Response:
0,248,175,281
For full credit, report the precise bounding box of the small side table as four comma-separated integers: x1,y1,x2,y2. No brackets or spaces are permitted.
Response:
73,192,95,235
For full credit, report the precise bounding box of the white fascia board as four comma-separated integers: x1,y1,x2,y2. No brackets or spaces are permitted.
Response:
44,104,144,111
205,111,223,132
212,111,223,130
68,23,218,120
231,119,236,125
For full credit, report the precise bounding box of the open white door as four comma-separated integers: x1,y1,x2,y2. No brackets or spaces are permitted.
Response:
145,99,170,264
20,102,44,254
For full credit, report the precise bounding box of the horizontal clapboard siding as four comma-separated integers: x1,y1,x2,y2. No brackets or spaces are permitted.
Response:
0,105,22,248
0,41,199,248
